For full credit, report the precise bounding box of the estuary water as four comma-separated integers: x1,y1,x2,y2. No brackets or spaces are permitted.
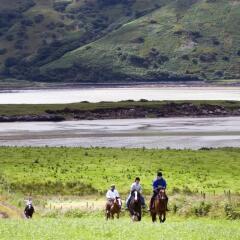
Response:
0,117,239,149
0,86,240,104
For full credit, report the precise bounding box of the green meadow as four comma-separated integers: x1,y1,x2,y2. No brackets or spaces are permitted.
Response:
1,217,240,240
1,147,240,195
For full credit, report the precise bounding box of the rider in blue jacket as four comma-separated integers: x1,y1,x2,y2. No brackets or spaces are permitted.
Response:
149,172,169,211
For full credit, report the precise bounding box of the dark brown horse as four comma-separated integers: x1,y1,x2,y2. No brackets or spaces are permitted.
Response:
150,189,167,223
24,203,35,219
129,190,142,221
105,197,122,220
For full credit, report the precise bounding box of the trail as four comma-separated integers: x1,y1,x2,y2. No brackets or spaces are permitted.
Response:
0,201,24,219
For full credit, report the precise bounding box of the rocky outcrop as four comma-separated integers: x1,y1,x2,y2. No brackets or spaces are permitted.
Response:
48,103,240,120
0,114,65,122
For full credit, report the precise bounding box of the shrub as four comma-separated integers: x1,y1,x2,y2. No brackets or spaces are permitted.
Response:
199,53,217,62
5,35,14,41
128,55,147,68
53,1,71,12
192,58,198,64
222,56,229,61
14,40,24,50
34,14,44,24
0,48,7,55
182,54,189,60
21,18,34,27
224,204,240,220
214,70,224,77
4,57,18,67
193,201,212,217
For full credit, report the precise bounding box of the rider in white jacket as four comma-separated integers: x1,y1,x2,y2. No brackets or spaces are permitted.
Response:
106,184,120,201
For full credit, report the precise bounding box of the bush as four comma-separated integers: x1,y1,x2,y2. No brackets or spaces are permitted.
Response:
128,55,147,68
21,18,34,27
199,53,217,62
5,35,14,41
193,201,212,217
192,58,198,64
14,40,24,50
34,14,44,24
214,70,224,77
64,209,85,218
0,48,7,55
182,54,189,60
5,57,18,67
53,1,71,12
224,204,240,220
222,56,229,61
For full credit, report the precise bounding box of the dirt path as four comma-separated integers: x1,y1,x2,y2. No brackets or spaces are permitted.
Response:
0,201,24,219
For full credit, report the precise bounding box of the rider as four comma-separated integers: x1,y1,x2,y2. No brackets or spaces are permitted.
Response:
149,172,169,211
106,184,120,203
25,197,33,206
126,177,146,209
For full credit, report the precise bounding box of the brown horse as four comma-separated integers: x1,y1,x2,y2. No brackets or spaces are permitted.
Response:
105,197,122,220
150,189,167,223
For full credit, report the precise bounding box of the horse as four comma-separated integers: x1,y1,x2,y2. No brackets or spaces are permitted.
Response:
150,188,167,223
24,203,35,219
129,190,142,221
105,197,122,220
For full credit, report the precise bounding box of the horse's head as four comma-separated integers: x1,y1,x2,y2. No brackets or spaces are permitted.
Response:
27,204,32,210
132,190,140,202
158,188,166,200
114,197,122,207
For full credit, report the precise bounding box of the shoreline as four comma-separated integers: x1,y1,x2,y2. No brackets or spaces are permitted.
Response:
1,80,240,91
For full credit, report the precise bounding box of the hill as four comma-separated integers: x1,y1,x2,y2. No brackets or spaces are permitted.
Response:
0,0,239,84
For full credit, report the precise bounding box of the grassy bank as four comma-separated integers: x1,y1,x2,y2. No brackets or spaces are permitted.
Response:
0,217,240,240
0,100,240,116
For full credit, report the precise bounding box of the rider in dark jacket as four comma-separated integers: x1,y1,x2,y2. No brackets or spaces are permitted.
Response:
149,172,169,211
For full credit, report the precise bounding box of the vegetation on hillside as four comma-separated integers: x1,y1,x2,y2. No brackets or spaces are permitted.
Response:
1,147,240,195
0,0,239,83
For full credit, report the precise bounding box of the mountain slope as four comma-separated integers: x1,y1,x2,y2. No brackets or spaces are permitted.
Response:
0,0,240,83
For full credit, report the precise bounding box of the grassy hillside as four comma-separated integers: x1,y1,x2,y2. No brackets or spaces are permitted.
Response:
0,0,239,84
1,147,240,195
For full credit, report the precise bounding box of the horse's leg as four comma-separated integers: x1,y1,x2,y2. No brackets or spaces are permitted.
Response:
159,212,166,223
151,212,156,223
159,213,162,223
163,212,166,222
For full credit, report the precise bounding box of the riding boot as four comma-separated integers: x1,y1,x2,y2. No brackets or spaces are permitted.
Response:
148,197,154,211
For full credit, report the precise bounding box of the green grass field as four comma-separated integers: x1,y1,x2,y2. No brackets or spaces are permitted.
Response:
1,147,240,195
0,217,240,240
